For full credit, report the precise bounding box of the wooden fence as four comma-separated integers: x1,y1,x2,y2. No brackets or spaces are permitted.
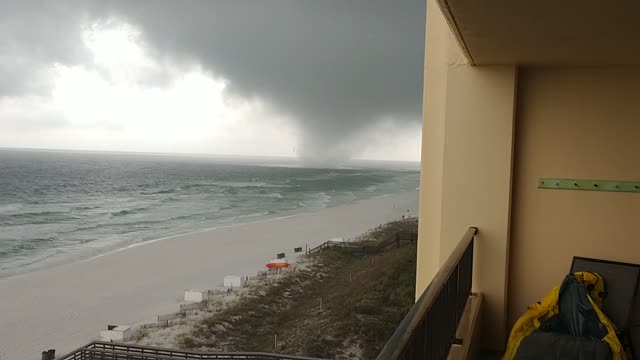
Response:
157,312,186,322
307,231,418,255
180,300,208,312
55,341,327,360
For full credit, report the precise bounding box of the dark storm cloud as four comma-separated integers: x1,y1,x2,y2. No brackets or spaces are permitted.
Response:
0,1,93,96
1,0,425,163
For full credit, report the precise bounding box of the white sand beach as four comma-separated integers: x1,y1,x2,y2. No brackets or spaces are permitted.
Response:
0,191,418,360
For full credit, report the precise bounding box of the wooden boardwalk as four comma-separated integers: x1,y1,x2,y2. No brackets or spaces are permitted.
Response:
307,231,417,255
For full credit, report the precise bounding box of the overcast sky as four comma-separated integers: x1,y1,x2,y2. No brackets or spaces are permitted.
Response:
0,0,425,164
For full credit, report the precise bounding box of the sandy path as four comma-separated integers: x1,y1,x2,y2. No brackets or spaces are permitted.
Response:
0,191,418,359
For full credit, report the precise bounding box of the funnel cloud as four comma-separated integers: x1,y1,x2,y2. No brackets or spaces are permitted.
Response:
0,0,425,163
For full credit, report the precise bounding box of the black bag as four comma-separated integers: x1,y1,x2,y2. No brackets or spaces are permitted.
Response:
515,274,612,360
545,274,609,338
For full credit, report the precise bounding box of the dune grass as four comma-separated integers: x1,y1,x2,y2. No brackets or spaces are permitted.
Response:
178,219,418,359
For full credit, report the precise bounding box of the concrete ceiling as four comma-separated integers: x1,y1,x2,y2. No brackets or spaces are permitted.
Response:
438,0,640,65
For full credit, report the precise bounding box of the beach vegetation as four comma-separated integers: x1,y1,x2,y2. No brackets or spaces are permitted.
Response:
181,219,417,358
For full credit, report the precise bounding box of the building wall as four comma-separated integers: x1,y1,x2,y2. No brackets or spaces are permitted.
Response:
416,0,452,297
508,68,640,328
439,65,516,351
417,0,517,350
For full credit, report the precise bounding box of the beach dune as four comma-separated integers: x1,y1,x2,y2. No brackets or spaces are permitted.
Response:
0,191,418,360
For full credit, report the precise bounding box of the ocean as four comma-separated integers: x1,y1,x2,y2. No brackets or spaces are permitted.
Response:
0,149,419,278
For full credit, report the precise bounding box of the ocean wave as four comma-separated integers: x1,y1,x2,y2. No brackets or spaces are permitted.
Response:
72,212,215,234
235,211,270,219
180,183,215,190
297,192,331,209
0,210,70,220
110,209,132,217
154,188,177,194
68,222,147,235
0,237,57,256
0,246,62,270
110,207,148,217
73,205,100,211
143,187,183,195
258,192,283,199
146,182,293,196
70,223,113,233
0,203,24,214
212,181,291,188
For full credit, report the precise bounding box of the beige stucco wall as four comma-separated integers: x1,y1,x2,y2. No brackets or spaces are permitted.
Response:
508,67,640,328
440,65,516,351
416,0,451,296
417,0,517,351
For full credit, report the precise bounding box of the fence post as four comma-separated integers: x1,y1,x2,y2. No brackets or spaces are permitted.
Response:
39,349,55,360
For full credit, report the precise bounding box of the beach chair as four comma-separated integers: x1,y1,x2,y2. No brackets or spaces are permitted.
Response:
570,256,640,357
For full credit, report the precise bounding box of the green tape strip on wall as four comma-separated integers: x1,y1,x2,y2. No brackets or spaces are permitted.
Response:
538,178,640,193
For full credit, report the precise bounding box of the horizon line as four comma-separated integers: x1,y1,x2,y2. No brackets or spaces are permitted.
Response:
0,146,421,164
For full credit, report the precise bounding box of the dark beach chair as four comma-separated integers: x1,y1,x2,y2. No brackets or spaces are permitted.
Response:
570,256,640,357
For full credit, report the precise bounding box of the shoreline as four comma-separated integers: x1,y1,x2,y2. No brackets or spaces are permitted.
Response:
0,190,411,282
0,190,418,360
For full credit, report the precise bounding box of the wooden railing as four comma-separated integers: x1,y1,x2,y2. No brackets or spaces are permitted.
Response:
55,341,326,360
376,227,477,360
307,231,418,255
307,240,364,254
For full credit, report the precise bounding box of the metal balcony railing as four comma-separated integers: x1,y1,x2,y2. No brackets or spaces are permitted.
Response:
377,227,477,360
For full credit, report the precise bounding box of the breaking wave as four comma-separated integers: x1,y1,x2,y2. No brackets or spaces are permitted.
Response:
0,149,419,278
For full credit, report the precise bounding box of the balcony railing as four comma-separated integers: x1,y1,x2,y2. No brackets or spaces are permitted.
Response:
377,227,477,360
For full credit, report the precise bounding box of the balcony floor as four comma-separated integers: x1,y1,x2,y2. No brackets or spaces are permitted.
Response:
479,349,503,360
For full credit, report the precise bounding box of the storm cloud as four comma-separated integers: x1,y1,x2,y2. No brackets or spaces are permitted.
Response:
0,0,425,164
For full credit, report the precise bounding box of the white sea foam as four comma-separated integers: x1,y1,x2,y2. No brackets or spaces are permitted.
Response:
0,149,419,279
